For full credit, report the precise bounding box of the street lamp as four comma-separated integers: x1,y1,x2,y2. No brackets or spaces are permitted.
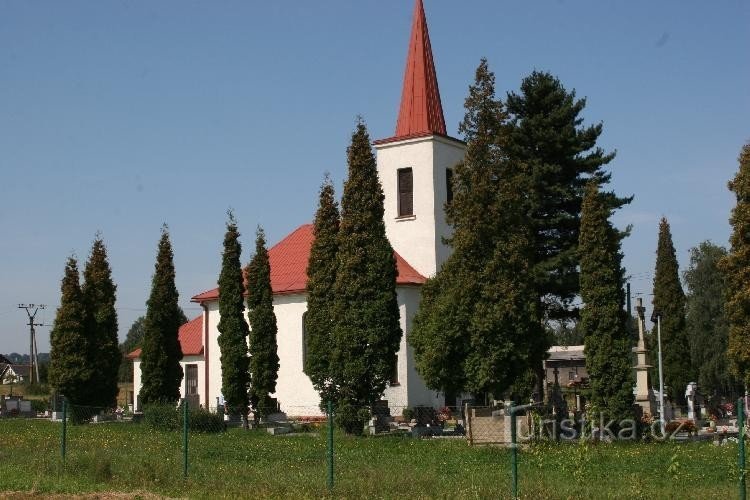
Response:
651,310,666,436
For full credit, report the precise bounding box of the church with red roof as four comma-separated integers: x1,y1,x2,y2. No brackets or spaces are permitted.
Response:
130,0,465,415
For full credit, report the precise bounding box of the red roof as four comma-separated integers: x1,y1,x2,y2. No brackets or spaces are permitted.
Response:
377,0,446,144
127,315,204,359
191,224,426,303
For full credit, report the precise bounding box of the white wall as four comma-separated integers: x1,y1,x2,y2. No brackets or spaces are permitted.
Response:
131,356,204,411
375,134,465,278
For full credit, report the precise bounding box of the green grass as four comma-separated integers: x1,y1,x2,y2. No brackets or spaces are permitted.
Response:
0,419,741,499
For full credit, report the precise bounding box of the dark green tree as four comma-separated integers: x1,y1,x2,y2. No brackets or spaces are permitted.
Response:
684,241,740,399
48,257,92,404
118,308,189,383
720,142,750,388
82,236,121,407
331,120,402,434
217,213,250,428
651,217,690,405
305,175,340,404
139,226,184,404
246,227,280,422
579,180,633,424
504,71,630,324
411,59,505,401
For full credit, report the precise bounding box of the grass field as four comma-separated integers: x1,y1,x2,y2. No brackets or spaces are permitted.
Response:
0,419,742,499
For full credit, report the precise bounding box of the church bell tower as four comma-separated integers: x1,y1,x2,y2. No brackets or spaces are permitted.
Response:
374,0,465,278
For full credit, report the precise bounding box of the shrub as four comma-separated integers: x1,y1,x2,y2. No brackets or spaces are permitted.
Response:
143,402,180,431
30,398,49,413
402,407,415,421
188,407,225,433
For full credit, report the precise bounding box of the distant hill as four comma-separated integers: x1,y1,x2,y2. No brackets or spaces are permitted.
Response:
2,353,50,364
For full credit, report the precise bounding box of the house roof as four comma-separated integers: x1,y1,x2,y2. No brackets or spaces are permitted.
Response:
191,224,426,303
127,316,204,359
547,345,585,362
375,0,446,145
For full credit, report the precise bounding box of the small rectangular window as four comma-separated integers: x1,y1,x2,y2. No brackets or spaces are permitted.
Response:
397,168,413,217
186,364,198,395
446,168,454,204
390,354,399,385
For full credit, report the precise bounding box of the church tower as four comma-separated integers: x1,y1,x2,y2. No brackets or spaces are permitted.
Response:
374,0,465,278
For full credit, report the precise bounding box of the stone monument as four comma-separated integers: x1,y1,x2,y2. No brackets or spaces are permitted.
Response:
633,298,656,416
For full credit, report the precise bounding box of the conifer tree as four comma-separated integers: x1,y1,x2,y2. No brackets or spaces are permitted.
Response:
217,213,250,427
652,217,690,405
684,241,739,398
504,71,630,323
246,227,280,421
82,236,121,407
331,120,402,434
579,180,633,424
139,226,184,404
720,142,750,388
49,257,92,404
413,59,543,400
305,175,340,404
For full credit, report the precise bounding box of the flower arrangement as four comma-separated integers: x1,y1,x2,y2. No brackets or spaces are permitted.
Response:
437,406,453,423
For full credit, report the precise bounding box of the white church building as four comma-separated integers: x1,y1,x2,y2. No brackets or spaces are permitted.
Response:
131,0,466,415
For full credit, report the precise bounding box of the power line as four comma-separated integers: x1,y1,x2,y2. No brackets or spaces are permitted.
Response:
18,304,46,385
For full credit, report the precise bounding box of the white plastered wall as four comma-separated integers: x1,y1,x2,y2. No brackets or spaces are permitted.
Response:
375,134,465,278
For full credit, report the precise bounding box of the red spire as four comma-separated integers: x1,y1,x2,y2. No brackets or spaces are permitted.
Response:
394,0,446,138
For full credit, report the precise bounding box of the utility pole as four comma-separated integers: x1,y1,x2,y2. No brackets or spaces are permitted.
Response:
18,304,46,385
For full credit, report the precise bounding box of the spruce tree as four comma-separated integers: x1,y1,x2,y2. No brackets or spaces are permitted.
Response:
139,226,184,404
720,142,750,387
411,59,505,399
684,241,739,398
82,236,121,407
305,175,340,404
651,217,691,405
579,180,633,424
217,213,250,427
246,227,280,421
48,257,92,404
504,71,630,323
331,120,402,434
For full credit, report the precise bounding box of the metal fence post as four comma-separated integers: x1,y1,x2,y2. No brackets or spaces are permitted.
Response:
510,401,517,500
183,399,189,479
327,400,334,490
739,397,746,500
61,399,67,462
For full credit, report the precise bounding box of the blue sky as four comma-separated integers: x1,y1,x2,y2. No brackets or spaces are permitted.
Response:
1,0,748,353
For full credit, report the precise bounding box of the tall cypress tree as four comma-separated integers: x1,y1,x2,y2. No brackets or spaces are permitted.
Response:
411,59,505,400
504,71,630,323
139,225,184,404
82,236,120,407
579,180,633,424
217,213,250,427
685,241,739,398
652,217,691,405
720,142,750,388
49,257,91,404
246,226,279,421
331,120,402,434
305,175,340,404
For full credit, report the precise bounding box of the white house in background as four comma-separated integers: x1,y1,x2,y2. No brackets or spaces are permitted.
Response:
131,0,465,416
128,316,205,411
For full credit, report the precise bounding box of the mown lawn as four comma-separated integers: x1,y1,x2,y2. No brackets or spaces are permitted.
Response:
0,419,741,499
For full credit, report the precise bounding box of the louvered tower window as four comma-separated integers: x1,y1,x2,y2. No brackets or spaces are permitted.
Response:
397,168,414,217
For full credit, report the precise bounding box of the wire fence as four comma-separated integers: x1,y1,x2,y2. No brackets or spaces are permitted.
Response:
0,397,747,498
